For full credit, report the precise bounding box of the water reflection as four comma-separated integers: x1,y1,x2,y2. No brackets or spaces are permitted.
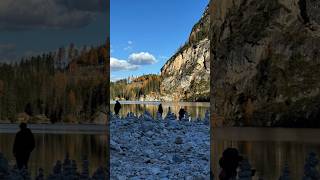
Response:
0,133,107,178
110,101,210,119
213,128,320,179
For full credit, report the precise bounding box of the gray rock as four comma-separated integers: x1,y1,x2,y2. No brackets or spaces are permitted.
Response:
175,137,184,144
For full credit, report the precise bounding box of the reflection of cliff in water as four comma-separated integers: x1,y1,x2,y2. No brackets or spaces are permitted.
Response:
110,101,210,119
0,133,107,177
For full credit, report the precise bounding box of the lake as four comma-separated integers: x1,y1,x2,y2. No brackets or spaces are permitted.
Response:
212,128,320,180
110,101,210,119
0,129,108,178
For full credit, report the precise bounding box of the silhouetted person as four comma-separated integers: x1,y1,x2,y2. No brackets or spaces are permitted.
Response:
13,123,35,169
219,148,243,180
178,108,185,120
114,101,121,115
158,104,163,116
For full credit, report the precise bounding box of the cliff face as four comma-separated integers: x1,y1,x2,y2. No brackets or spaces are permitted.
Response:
210,0,320,127
160,7,210,102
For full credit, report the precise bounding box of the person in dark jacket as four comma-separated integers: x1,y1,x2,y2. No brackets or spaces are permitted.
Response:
114,100,122,115
219,148,243,180
13,123,35,169
158,104,163,116
178,108,185,120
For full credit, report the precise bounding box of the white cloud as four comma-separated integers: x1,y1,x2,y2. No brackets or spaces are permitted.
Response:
110,57,139,71
128,52,156,65
123,46,132,51
124,41,133,51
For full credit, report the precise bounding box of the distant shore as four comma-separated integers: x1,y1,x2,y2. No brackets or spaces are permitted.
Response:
0,123,107,134
110,100,210,107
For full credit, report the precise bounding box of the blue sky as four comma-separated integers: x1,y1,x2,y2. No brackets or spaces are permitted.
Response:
110,0,209,81
0,0,108,63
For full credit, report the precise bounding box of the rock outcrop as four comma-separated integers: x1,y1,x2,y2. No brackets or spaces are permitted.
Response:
210,0,320,127
160,6,210,102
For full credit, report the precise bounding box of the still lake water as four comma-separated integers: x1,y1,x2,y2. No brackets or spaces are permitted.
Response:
0,132,107,177
110,101,210,119
213,128,320,180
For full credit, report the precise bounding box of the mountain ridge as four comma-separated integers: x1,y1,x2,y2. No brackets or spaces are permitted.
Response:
160,6,210,102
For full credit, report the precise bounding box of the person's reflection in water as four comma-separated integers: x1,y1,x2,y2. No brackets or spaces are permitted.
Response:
13,123,35,169
219,148,243,180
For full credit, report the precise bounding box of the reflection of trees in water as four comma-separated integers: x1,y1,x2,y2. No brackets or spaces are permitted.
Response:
110,103,209,119
0,133,107,177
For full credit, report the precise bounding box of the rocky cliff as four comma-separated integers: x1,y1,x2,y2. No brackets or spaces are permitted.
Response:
160,6,210,102
210,0,320,127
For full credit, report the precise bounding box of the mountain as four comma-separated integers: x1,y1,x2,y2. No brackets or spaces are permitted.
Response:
210,0,320,127
160,6,210,102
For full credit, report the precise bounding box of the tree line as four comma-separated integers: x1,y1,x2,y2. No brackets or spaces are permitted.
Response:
110,74,161,100
0,42,108,123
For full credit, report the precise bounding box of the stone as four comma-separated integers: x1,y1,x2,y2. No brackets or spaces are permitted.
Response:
279,162,290,180
175,137,183,144
172,155,184,163
303,152,320,180
150,167,161,174
80,156,90,180
35,168,44,180
0,153,9,178
238,158,253,180
92,166,107,180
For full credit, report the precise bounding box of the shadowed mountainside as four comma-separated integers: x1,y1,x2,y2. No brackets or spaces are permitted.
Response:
210,0,320,127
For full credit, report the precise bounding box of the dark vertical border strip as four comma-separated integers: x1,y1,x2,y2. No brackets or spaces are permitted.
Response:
106,0,111,179
209,0,214,179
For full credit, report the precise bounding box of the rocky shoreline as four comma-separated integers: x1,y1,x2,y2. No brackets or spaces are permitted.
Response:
110,110,210,179
0,153,107,180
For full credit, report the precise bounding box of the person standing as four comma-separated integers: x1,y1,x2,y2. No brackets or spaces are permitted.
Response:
114,100,122,115
13,123,35,169
158,104,163,116
218,148,243,180
178,108,185,120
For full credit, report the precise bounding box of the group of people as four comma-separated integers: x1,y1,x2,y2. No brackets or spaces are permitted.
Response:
113,100,187,120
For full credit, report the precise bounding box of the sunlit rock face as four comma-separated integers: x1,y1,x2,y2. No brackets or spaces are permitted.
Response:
160,6,210,102
210,0,320,127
